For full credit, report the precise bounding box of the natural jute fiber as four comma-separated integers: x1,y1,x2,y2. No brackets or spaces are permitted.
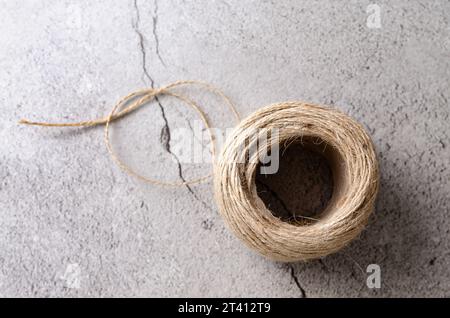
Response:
20,80,240,186
20,81,379,262
214,102,379,262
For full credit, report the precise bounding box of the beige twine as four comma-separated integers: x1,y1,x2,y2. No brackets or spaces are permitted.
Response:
20,81,379,262
20,80,240,186
214,102,379,262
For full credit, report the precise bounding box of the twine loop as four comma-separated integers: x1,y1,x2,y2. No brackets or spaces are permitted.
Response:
20,80,240,186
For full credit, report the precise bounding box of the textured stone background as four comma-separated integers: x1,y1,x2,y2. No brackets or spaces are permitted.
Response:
0,0,449,297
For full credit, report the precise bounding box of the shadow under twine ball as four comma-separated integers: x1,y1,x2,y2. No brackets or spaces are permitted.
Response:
214,102,379,262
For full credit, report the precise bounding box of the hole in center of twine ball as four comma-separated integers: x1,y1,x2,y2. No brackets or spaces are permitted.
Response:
255,136,335,225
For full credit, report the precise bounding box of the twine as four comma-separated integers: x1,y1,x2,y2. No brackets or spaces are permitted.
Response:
20,81,379,262
20,80,240,186
214,102,379,262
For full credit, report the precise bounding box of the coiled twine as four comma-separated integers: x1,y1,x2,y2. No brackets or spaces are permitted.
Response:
214,102,379,262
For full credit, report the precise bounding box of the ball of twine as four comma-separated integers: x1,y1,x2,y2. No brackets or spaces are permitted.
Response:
214,102,379,262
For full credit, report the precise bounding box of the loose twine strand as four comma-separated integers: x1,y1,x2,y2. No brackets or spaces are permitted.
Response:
19,80,241,186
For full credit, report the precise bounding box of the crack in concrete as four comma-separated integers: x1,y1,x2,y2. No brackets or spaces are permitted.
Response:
132,0,152,85
152,0,166,67
318,259,330,273
132,0,212,211
256,177,318,224
289,264,306,298
255,179,293,219
132,0,170,154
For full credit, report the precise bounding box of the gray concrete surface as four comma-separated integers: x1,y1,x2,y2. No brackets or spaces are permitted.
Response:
0,0,449,297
